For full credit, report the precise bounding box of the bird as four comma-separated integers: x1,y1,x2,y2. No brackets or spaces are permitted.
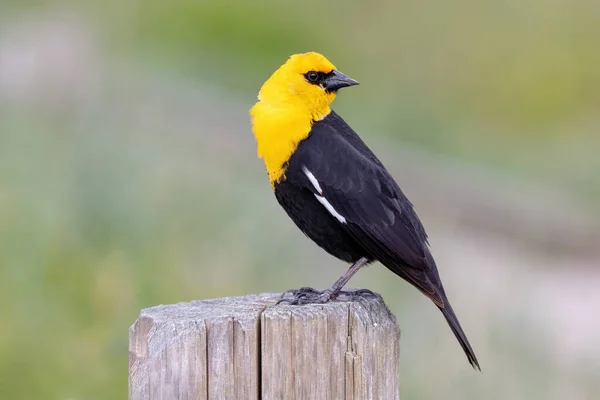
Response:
249,52,480,370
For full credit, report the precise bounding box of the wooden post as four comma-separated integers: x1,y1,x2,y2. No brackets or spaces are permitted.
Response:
129,291,401,400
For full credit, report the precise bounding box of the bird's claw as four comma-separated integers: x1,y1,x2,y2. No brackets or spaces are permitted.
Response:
277,287,331,305
282,287,320,297
278,288,334,305
277,287,376,305
346,288,376,297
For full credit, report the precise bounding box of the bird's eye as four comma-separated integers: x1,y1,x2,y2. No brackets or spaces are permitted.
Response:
306,71,320,83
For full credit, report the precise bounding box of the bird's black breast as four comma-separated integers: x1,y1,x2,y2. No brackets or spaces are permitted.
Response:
274,179,366,263
269,109,479,368
273,110,434,288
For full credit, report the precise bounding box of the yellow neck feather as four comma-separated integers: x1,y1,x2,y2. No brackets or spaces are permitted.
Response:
249,52,338,186
250,100,331,186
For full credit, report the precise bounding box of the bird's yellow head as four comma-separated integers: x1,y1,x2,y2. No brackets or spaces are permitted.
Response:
250,52,359,185
253,52,358,121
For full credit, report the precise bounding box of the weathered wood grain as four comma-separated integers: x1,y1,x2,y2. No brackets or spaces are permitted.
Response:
129,291,400,400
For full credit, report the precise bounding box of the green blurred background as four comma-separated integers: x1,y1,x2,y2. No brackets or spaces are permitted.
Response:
1,0,599,398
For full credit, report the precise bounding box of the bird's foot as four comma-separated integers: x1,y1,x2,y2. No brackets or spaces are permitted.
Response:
280,286,319,299
278,287,333,305
343,288,376,298
277,287,376,305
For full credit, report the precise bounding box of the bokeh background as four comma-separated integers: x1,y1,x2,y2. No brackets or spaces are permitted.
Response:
1,1,599,398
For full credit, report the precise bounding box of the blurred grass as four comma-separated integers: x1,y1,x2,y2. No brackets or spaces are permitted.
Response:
6,0,599,202
99,0,600,204
1,0,599,399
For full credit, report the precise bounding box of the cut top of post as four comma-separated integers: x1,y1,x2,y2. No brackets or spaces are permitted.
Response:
129,291,400,400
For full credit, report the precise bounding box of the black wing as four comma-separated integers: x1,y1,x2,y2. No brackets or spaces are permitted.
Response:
287,117,445,305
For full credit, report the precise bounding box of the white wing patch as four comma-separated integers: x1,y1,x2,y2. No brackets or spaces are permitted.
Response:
302,166,322,194
302,166,347,224
314,194,347,224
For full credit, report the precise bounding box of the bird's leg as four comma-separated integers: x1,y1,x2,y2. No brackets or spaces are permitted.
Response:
325,257,370,298
278,257,370,305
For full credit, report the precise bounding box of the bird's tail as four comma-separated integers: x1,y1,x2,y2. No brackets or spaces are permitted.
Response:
438,300,481,370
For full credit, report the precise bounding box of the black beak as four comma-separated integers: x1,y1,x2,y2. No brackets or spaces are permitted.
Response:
323,70,359,92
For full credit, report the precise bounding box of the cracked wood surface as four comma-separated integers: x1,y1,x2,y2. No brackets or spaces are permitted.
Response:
128,292,400,400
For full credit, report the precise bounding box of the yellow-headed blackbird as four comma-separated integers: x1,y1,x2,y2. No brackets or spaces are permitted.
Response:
250,52,480,370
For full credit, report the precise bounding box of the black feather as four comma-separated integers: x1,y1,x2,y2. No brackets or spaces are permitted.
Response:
274,110,480,370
